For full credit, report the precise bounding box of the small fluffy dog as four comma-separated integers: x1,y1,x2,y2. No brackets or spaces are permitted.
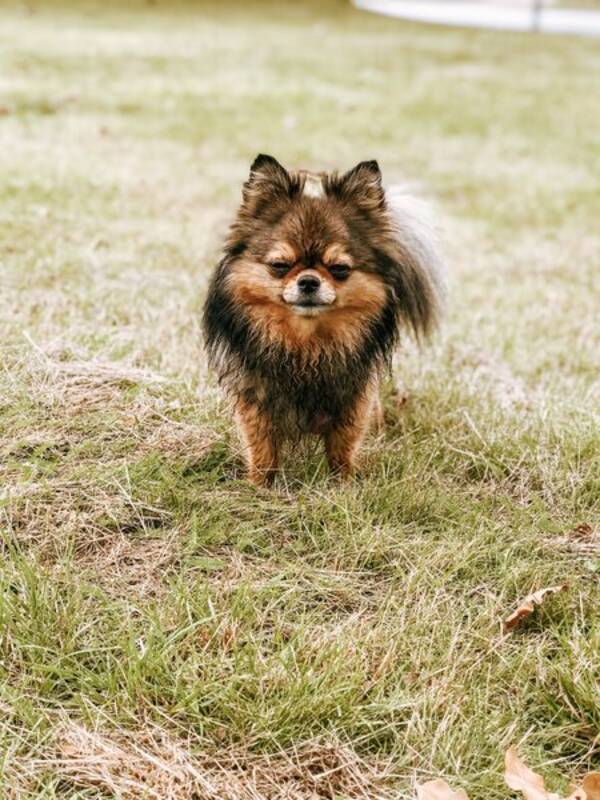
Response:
203,155,443,484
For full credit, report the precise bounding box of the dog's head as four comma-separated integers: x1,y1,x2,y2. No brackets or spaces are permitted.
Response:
209,154,442,357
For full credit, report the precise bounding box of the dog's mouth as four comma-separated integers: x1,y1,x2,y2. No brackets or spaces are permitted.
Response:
290,301,332,317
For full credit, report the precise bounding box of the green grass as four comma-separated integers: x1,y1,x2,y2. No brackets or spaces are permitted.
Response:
1,1,599,797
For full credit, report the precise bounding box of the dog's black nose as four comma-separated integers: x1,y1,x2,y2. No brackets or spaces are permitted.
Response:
298,275,321,294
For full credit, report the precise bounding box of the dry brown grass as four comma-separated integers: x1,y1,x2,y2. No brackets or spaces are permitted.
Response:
9,720,397,800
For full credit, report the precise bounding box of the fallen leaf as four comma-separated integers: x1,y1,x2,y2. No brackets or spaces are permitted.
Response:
416,753,598,800
505,748,598,800
583,774,600,800
416,779,469,800
502,585,566,634
571,523,593,539
505,747,553,800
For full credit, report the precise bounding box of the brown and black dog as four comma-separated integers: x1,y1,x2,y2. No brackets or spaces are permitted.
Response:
203,155,443,484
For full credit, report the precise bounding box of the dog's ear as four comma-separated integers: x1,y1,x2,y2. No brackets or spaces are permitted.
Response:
248,154,289,183
242,154,292,215
339,160,385,211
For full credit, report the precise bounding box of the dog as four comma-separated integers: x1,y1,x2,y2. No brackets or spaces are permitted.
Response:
203,155,443,484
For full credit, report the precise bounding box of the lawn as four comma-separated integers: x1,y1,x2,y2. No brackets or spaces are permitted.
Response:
0,1,599,797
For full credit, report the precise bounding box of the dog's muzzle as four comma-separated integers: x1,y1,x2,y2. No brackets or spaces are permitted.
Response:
283,271,336,316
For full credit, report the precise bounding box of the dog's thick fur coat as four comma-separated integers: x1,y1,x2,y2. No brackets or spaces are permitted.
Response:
203,155,443,483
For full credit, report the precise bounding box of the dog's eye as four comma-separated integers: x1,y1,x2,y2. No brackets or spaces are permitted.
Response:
269,261,291,275
328,264,351,281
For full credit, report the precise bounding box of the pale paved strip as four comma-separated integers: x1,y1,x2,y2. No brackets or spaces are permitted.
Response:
353,0,600,36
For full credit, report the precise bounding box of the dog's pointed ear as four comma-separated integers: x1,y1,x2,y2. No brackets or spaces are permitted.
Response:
249,154,288,180
242,154,292,214
246,154,290,192
339,160,385,211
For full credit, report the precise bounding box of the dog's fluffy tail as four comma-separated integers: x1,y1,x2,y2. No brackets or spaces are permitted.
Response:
384,185,446,342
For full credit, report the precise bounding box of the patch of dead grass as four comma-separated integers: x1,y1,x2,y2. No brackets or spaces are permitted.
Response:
16,719,398,800
1,355,220,592
75,533,179,598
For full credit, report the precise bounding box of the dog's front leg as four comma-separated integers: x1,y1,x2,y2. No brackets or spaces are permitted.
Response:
325,389,374,478
325,422,367,477
235,400,278,485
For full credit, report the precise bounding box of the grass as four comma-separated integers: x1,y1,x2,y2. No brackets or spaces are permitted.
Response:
1,1,599,797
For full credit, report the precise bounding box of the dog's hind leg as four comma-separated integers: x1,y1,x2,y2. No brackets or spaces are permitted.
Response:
235,400,279,486
371,384,385,435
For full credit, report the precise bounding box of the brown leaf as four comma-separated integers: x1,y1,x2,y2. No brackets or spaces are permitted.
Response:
505,748,595,800
502,585,566,634
571,523,593,539
583,774,600,800
416,778,469,800
417,753,598,800
505,747,553,800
